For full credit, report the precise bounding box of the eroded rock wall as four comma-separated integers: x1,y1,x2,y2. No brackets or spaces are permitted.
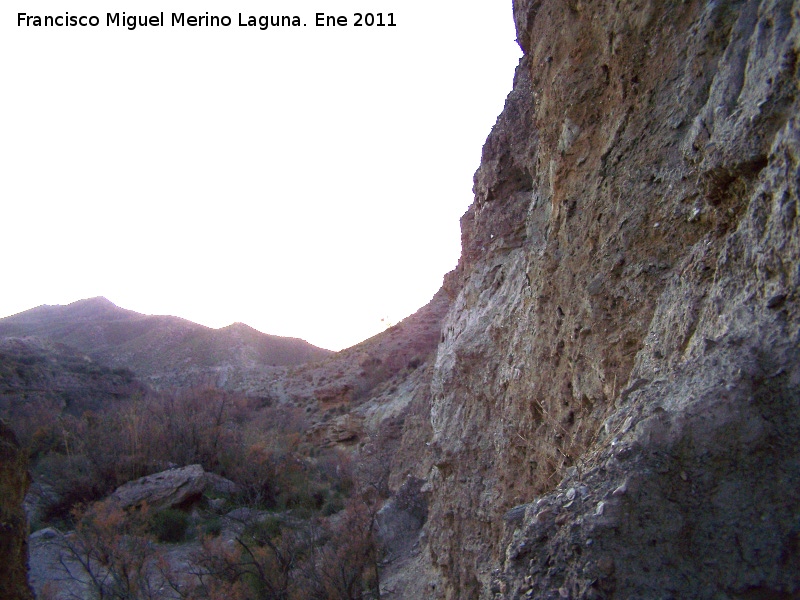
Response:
0,421,34,600
420,1,800,597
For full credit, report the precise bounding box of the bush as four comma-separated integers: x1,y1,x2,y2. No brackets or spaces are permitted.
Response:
322,493,345,516
149,508,189,543
243,515,283,544
202,517,222,537
35,453,106,525
46,501,186,599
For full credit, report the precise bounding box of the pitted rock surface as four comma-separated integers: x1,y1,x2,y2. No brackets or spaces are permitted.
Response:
413,0,800,597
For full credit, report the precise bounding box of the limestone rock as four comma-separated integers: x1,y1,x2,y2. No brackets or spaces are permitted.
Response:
204,471,240,497
417,0,800,597
110,464,208,510
307,413,365,447
328,414,363,444
376,477,428,558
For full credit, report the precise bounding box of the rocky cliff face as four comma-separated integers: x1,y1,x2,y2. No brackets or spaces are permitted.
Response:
413,0,800,597
0,421,33,600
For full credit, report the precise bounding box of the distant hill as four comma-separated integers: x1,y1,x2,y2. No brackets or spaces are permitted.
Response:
0,297,332,389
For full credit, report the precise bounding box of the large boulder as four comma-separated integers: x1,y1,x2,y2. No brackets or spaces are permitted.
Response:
110,464,209,511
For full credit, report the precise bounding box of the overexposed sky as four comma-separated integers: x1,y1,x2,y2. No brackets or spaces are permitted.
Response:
2,2,521,351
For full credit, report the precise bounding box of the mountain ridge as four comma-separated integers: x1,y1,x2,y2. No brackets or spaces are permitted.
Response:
0,296,333,388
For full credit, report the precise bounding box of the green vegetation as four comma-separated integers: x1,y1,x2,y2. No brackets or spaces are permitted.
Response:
202,516,222,537
150,508,189,543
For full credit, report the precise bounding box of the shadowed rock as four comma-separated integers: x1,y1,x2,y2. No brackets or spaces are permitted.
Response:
0,420,34,600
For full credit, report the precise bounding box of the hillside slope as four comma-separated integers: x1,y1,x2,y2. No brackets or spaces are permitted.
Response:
0,297,332,389
0,336,141,418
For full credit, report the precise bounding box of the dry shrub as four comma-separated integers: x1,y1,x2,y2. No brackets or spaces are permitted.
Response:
48,500,185,599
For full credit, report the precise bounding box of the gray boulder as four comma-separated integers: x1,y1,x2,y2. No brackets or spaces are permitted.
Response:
204,471,240,496
110,464,208,511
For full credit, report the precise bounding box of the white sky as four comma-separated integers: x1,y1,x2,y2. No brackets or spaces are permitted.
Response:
2,1,521,351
